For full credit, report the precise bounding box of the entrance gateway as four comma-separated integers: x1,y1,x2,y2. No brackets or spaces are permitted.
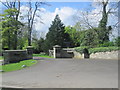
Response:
49,45,89,59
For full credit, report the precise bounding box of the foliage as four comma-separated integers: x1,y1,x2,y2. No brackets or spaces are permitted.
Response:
74,46,89,54
98,1,112,44
89,47,120,54
32,37,45,53
98,41,114,47
78,28,100,47
1,59,37,72
1,8,23,50
113,36,120,46
75,46,120,54
65,26,80,47
65,26,102,48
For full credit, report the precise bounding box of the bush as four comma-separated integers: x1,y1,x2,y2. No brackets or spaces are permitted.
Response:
98,42,114,47
74,46,89,54
89,47,120,54
75,46,120,54
114,36,120,46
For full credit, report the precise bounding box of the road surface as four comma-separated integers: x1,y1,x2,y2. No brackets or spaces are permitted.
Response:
2,58,118,88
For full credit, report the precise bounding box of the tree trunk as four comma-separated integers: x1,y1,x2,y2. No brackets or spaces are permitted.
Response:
8,30,10,50
98,2,109,44
28,28,32,46
14,30,17,49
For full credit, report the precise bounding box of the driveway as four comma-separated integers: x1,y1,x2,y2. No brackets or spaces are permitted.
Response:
2,58,118,88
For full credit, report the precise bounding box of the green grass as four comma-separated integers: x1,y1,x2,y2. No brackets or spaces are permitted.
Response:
0,56,3,60
33,54,52,58
0,59,37,72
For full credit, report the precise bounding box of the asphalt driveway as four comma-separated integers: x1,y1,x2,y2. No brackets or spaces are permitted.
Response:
2,58,118,88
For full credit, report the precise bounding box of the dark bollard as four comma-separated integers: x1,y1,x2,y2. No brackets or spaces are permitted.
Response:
83,48,89,58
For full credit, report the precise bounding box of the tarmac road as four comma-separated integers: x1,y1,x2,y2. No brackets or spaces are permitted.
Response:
2,58,118,88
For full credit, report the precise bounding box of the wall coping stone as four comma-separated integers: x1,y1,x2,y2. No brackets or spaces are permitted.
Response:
3,50,26,52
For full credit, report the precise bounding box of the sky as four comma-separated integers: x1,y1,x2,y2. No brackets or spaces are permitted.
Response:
31,2,94,34
0,1,119,39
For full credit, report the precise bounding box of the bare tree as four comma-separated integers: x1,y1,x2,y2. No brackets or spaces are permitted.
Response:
75,0,118,43
26,1,48,46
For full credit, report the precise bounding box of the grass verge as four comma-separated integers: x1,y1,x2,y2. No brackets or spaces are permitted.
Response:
33,54,52,58
0,59,37,72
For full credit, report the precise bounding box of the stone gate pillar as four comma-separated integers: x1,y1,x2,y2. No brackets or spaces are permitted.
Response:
26,46,34,59
53,45,61,58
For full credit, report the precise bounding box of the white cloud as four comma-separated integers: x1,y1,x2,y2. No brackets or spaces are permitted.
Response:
19,3,118,39
34,7,77,35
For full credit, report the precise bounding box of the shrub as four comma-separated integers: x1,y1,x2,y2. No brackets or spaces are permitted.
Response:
114,36,120,46
98,41,114,47
74,46,89,54
75,46,120,54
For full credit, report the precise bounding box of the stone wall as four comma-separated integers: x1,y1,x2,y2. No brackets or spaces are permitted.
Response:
73,51,84,59
50,45,119,60
90,50,119,60
61,49,74,58
3,50,27,64
73,50,119,60
3,46,33,64
50,45,74,58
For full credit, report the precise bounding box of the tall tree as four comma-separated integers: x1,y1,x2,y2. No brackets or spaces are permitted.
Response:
1,8,23,50
98,0,112,43
76,0,117,44
26,1,47,46
44,14,70,53
1,0,21,49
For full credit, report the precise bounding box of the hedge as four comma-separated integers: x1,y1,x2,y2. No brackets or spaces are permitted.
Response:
75,46,120,54
74,46,89,54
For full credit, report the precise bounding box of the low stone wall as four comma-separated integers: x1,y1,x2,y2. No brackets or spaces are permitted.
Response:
73,51,84,59
49,50,54,57
3,46,33,64
3,50,27,64
61,49,74,58
90,50,119,60
73,50,119,60
50,45,74,58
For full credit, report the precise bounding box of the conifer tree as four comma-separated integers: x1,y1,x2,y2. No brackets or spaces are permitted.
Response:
44,14,70,53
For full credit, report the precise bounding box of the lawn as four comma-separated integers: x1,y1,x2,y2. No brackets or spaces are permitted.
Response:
33,54,52,58
0,59,37,72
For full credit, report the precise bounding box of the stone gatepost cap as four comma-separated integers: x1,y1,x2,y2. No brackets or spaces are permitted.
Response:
53,45,61,48
26,46,34,49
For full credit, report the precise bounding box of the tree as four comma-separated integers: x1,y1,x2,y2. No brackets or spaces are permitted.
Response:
1,8,23,50
97,0,113,43
75,0,117,45
25,1,47,46
114,36,120,46
44,14,71,53
1,0,21,49
65,26,80,47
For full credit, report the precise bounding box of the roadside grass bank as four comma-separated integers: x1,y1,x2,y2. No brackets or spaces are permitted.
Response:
0,59,37,72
